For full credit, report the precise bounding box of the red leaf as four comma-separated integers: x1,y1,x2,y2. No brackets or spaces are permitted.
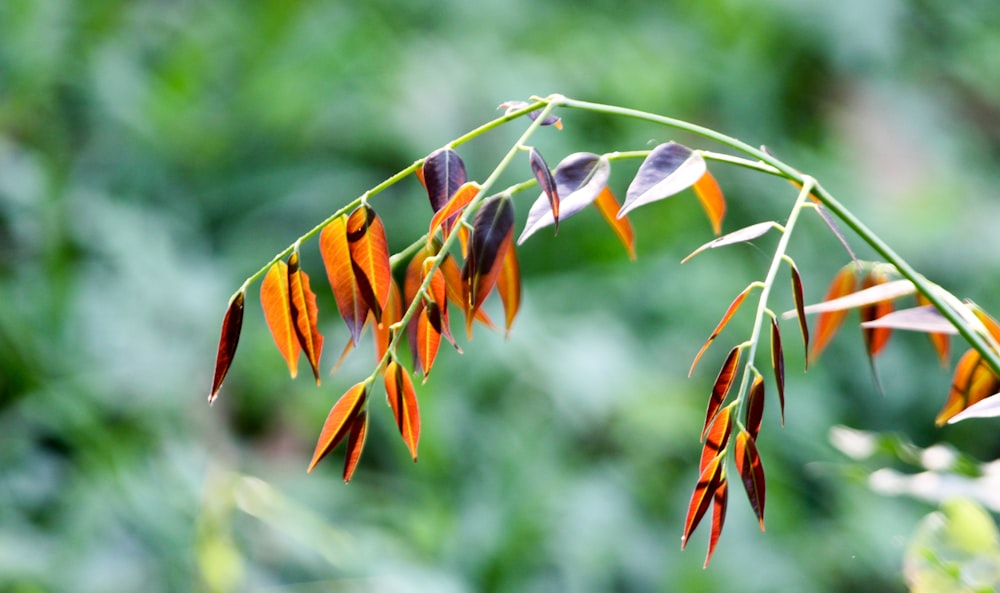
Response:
745,376,765,441
288,253,324,384
690,285,754,377
789,261,809,370
734,430,766,531
700,406,733,474
374,279,402,364
702,347,741,441
416,305,441,382
346,204,392,323
681,453,724,550
260,261,300,378
441,253,494,331
619,142,706,218
860,271,894,358
422,148,467,214
682,221,777,264
529,147,559,231
342,410,368,483
705,477,728,568
428,182,480,242
320,215,368,346
496,242,521,336
810,265,858,363
463,195,515,335
692,170,726,236
936,349,1000,426
592,186,636,260
209,291,244,403
518,153,610,243
770,318,785,426
384,361,420,460
423,258,460,352
307,382,368,473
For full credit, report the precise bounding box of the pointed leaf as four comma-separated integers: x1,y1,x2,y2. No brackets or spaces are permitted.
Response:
770,318,786,426
320,215,368,345
346,204,392,323
307,382,367,473
619,142,706,218
936,349,1000,425
786,279,916,317
529,147,560,231
416,305,441,382
428,182,480,242
496,241,521,336
260,261,300,378
342,410,368,483
702,347,741,440
813,203,860,269
860,271,894,358
734,430,766,531
945,391,1000,424
209,291,245,403
423,258,460,352
705,477,728,568
422,148,467,213
681,454,724,550
859,305,957,334
384,361,420,460
789,262,809,369
463,195,515,333
700,406,733,474
810,265,858,362
682,221,777,264
690,285,754,377
441,253,494,330
692,170,726,235
745,376,765,441
592,186,636,260
518,153,611,244
288,253,324,384
917,294,952,366
374,279,402,364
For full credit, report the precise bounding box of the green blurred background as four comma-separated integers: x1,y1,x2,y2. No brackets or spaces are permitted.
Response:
3,0,1000,591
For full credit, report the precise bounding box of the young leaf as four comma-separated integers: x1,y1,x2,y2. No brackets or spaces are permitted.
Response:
592,186,636,260
288,253,324,384
788,261,809,369
936,349,1000,426
518,153,611,244
463,195,515,333
416,305,442,382
374,279,402,364
810,265,858,363
496,242,521,336
342,410,368,483
498,101,563,129
529,147,559,231
384,360,420,460
770,318,786,426
702,347,741,441
307,381,368,473
692,170,726,235
734,430,766,531
700,406,733,474
619,142,706,218
705,476,728,568
346,204,392,323
681,453,724,550
681,221,777,264
745,376,765,441
209,291,245,403
260,261,300,378
422,147,467,213
320,215,368,346
690,285,754,377
428,181,481,242
860,271,894,358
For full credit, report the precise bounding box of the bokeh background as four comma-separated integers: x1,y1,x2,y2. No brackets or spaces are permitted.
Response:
3,1,1000,591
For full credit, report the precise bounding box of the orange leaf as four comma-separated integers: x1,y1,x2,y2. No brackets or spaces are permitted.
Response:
916,294,950,367
209,291,244,403
702,347,741,440
496,242,521,336
342,410,368,483
416,305,441,382
860,271,893,358
681,453,724,550
374,279,402,364
592,186,635,260
428,182,480,242
384,361,420,460
770,318,785,426
463,195,514,336
690,285,754,377
346,204,392,323
789,261,809,370
320,215,368,346
700,406,732,474
705,476,728,568
288,253,324,384
442,253,494,330
810,265,858,363
745,376,765,441
692,170,726,235
936,349,1000,426
734,430,766,531
260,261,300,378
307,382,367,473
423,258,460,352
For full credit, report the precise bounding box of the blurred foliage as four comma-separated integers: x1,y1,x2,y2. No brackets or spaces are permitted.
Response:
2,0,1000,591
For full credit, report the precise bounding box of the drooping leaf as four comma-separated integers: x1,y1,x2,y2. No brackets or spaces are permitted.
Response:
788,279,916,317
788,261,809,369
945,391,1000,424
307,382,368,473
463,195,515,334
209,291,245,403
860,271,894,358
681,453,724,550
288,253,324,384
745,376,765,441
529,147,559,231
374,279,402,364
692,170,726,235
690,285,755,377
346,204,392,323
936,349,1000,426
734,430,766,531
260,261,300,378
384,360,420,460
619,142,707,218
702,347,741,440
320,215,367,346
810,265,858,363
681,221,777,264
770,318,785,426
428,182,480,242
859,305,957,334
342,410,368,483
441,254,494,330
592,186,636,260
422,147,467,213
518,153,611,244
916,294,952,366
705,476,728,568
416,305,441,382
496,242,521,336
700,406,733,473
423,258,460,352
